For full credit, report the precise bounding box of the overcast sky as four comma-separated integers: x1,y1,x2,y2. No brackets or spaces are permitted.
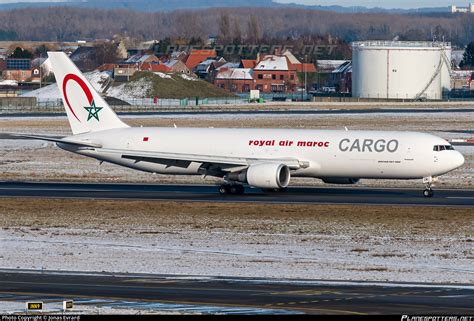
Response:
275,0,470,8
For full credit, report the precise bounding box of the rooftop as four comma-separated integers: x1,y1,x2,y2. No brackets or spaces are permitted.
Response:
185,49,217,70
254,56,289,71
352,41,452,49
216,68,253,80
317,60,349,72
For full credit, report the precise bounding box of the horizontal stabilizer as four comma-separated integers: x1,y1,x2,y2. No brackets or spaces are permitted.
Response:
0,133,102,148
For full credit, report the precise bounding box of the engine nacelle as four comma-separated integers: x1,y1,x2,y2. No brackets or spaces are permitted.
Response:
321,178,360,185
247,163,291,188
243,163,291,189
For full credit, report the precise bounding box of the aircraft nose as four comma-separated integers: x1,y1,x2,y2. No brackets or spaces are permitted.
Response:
451,151,465,169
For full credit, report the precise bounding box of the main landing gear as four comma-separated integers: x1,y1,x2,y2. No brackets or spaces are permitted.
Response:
261,188,288,193
422,176,436,198
218,183,245,195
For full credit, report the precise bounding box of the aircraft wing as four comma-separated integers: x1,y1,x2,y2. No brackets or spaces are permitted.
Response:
0,133,102,148
0,133,307,172
97,148,307,172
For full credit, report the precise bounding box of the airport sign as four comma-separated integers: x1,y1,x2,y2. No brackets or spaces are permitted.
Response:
26,301,43,311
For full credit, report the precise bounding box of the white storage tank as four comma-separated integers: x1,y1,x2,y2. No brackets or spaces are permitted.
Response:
352,41,451,100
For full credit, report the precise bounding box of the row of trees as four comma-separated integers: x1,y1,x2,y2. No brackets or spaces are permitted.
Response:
0,7,472,46
461,41,474,68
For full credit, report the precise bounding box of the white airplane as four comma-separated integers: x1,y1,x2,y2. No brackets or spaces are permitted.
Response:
6,52,465,198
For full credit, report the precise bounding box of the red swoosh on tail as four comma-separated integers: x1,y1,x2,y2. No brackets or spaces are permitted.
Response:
63,73,94,122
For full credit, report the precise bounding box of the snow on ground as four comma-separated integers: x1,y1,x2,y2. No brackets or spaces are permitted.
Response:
154,72,172,79
0,80,18,86
21,70,112,100
105,77,152,102
21,82,60,100
180,74,197,81
0,214,472,283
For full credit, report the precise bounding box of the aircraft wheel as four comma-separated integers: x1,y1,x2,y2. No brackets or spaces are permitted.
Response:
218,184,230,195
236,185,245,195
229,185,239,194
423,189,434,198
229,184,245,195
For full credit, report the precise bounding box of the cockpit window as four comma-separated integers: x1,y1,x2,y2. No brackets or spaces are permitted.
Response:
433,145,454,152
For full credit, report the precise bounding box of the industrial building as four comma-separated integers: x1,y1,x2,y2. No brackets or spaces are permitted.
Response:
449,3,474,13
352,41,452,100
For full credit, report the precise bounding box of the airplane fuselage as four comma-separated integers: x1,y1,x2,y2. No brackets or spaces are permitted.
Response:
59,127,465,181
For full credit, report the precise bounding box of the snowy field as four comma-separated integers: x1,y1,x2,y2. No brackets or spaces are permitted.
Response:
0,200,472,284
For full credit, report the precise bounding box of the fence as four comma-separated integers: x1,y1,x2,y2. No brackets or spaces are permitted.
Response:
35,97,250,107
2,91,474,113
0,96,253,113
0,94,310,113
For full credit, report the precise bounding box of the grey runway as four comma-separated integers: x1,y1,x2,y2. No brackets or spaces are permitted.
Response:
0,181,473,207
0,270,473,314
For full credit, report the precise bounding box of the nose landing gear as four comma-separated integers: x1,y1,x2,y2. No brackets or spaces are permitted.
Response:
422,176,437,198
423,188,434,198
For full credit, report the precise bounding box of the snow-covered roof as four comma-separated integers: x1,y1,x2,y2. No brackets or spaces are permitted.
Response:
197,59,216,67
195,58,226,73
452,70,474,79
216,68,253,80
164,59,179,68
70,46,96,61
255,56,289,71
282,50,301,65
171,51,187,58
216,62,240,71
317,60,350,71
332,61,352,74
0,79,18,86
126,54,155,63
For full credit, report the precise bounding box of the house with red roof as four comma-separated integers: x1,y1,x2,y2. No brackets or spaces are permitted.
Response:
295,63,317,73
164,59,194,76
215,68,254,93
97,63,116,72
252,55,299,93
185,49,217,70
240,59,257,69
139,62,172,73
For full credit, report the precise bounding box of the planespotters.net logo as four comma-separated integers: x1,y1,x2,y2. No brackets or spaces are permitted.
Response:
402,316,474,321
63,73,102,122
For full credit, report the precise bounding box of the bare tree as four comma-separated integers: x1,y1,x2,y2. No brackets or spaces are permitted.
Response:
0,7,471,46
247,15,261,43
96,42,119,65
233,17,242,43
218,13,231,42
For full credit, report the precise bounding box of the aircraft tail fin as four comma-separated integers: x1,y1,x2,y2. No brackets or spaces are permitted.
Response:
48,51,128,135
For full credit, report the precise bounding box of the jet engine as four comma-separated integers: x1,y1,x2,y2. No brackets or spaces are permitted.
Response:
227,163,291,189
321,178,360,185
